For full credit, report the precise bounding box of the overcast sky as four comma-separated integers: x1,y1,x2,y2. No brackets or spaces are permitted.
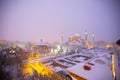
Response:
0,0,120,43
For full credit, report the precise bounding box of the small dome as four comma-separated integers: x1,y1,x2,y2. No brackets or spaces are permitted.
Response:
37,39,46,46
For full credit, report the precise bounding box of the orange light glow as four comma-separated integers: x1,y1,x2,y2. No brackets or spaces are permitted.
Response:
22,62,63,80
70,37,76,43
22,62,53,77
23,66,33,76
9,50,16,54
106,44,113,49
28,53,40,60
69,36,81,42
111,55,116,79
85,41,93,49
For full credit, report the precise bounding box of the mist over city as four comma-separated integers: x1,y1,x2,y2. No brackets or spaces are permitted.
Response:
0,0,120,80
1,0,120,43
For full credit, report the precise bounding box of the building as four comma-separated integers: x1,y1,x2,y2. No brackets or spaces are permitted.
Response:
33,40,49,54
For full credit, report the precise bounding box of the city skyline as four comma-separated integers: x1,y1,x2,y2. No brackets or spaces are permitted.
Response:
1,0,120,43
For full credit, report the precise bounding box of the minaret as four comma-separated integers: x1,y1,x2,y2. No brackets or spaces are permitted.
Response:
85,30,88,41
61,32,64,42
92,32,95,42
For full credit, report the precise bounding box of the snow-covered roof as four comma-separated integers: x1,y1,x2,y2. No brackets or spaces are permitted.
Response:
67,62,113,80
37,41,46,46
54,67,63,72
69,42,82,46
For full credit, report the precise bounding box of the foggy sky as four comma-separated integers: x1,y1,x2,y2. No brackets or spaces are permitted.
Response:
0,0,120,43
